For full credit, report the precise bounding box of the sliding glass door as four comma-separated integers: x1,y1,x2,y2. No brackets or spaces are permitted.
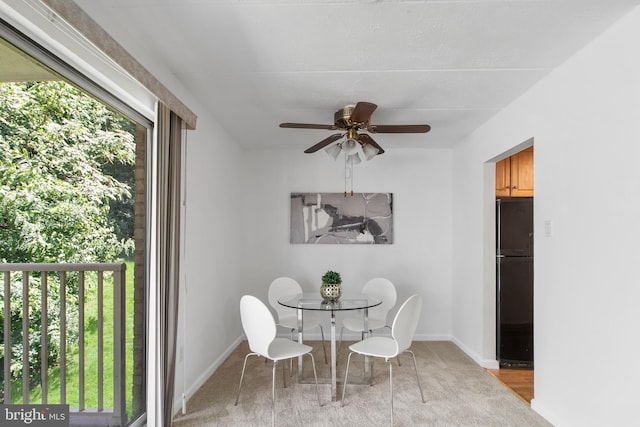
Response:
0,20,150,426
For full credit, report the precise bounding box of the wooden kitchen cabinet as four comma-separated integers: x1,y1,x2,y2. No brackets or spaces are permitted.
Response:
496,146,533,198
495,157,511,198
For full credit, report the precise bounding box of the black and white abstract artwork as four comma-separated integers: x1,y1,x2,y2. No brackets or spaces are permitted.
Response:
290,193,393,244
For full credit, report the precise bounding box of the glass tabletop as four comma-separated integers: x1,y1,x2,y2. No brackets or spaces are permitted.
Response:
278,292,381,312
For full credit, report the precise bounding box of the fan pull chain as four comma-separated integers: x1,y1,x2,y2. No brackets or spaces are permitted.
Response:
350,155,354,196
344,152,348,197
344,153,354,197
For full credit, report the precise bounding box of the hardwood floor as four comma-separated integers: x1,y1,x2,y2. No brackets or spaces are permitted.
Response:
487,368,534,404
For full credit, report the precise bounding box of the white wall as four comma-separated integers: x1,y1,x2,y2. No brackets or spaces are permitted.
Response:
239,148,454,340
173,112,244,412
452,6,640,426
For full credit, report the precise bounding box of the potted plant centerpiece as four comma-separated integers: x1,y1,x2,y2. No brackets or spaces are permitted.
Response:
320,270,342,301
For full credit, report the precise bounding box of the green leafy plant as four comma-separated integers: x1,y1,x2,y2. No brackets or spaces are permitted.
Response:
321,270,342,284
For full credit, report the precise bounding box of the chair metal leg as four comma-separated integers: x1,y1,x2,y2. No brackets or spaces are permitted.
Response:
319,325,328,363
406,350,426,403
388,359,394,426
235,352,258,405
340,351,355,407
305,352,323,407
272,360,277,427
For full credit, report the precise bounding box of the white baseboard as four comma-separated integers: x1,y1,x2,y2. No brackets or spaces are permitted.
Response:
451,336,499,369
530,398,563,426
172,335,244,416
413,333,452,341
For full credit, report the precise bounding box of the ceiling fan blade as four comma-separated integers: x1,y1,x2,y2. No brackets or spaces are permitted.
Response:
280,122,336,130
359,133,385,155
349,102,378,124
368,124,431,133
304,133,344,153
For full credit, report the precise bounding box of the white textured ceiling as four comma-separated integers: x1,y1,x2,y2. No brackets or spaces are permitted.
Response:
72,0,639,151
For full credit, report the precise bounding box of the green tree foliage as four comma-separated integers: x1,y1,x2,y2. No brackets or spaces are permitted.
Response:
0,80,135,263
0,80,135,399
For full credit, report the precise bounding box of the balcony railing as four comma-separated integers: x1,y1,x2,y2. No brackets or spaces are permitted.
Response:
1,263,127,427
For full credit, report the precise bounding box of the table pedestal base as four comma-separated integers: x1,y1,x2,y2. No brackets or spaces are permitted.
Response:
297,310,372,401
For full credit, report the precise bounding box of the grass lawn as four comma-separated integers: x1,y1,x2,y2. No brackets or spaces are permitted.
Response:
9,260,136,416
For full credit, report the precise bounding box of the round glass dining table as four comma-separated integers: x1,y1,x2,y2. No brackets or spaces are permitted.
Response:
278,293,381,401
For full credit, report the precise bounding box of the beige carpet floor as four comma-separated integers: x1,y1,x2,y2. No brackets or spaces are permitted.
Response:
172,340,551,427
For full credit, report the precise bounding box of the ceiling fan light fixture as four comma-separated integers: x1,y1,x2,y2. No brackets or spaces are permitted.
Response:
342,138,360,156
325,143,342,160
362,143,379,160
280,101,430,157
347,153,361,165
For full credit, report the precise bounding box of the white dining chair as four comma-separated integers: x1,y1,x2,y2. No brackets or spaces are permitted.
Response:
340,277,397,343
235,295,322,426
341,294,425,425
268,277,327,364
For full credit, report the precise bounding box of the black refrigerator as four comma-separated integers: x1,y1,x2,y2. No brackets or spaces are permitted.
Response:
496,197,533,367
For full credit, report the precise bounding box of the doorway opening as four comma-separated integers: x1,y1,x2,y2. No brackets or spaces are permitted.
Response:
491,144,534,402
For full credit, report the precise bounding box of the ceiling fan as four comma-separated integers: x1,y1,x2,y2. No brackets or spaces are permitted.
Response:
279,101,430,160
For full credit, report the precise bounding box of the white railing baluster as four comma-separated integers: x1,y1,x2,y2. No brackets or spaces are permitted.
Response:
3,271,10,403
41,272,48,404
60,271,67,404
22,271,29,403
98,271,104,412
112,266,127,426
79,271,85,411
